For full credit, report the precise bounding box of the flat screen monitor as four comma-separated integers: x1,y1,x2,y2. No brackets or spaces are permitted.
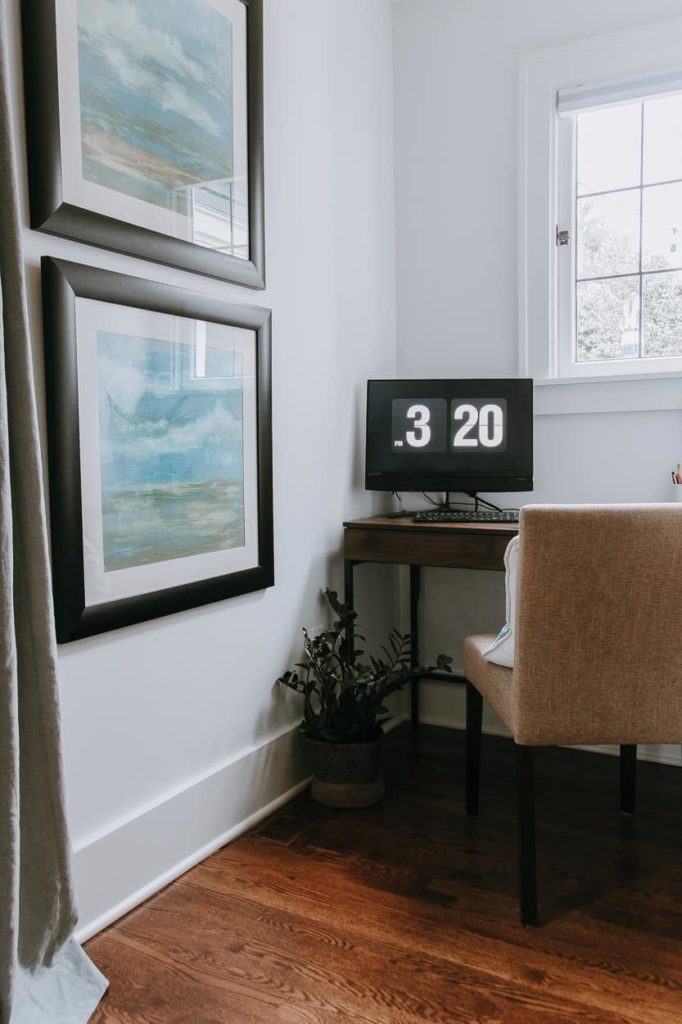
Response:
365,379,534,493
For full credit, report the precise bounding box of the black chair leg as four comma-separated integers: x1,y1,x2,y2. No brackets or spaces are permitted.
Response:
620,744,637,814
465,682,483,815
515,743,538,926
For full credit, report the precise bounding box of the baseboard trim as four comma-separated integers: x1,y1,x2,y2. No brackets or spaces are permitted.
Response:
71,719,306,856
416,713,682,767
77,710,676,944
75,713,407,943
73,723,310,942
568,742,682,767
75,773,312,943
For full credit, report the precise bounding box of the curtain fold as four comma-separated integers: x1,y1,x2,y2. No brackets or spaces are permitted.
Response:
0,0,107,1019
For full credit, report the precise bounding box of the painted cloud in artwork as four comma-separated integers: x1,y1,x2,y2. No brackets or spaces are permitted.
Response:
77,0,234,211
96,329,246,571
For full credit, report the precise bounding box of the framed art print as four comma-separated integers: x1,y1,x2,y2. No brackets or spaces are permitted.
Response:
23,0,265,289
42,257,273,642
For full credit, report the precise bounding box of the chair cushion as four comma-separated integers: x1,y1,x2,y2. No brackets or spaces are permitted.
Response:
463,635,513,733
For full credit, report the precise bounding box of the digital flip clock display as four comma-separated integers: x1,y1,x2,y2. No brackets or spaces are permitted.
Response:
391,398,508,453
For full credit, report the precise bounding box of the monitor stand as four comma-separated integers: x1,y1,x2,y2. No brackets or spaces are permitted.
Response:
433,492,505,513
386,491,505,518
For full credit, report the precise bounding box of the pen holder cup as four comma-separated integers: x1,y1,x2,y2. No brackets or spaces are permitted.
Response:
673,485,682,503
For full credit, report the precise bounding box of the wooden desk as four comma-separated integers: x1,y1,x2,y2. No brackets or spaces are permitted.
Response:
343,515,518,723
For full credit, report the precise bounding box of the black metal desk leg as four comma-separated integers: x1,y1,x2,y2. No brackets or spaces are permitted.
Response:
343,559,356,662
410,565,421,724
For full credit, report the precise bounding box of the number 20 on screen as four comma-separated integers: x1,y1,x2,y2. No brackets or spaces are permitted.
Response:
391,398,507,452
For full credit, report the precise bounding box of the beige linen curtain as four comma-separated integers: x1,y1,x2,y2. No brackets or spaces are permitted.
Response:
0,0,107,1019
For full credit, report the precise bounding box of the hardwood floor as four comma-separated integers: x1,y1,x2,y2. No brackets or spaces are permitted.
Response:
87,725,682,1023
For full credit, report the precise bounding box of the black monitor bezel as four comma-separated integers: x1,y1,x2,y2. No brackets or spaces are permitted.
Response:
365,378,534,493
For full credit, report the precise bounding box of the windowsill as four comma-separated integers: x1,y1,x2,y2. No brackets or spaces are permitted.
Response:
533,372,682,415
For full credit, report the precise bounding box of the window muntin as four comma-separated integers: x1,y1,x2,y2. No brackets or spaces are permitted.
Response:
563,93,682,372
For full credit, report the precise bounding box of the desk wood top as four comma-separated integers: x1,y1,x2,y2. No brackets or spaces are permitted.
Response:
343,514,518,537
343,515,517,569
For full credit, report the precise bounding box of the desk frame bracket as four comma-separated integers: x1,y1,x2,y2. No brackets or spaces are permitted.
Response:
342,515,515,731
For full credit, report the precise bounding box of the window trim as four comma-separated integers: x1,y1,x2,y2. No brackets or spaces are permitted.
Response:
519,17,682,414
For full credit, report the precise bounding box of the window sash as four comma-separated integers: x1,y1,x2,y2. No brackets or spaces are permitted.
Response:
556,96,682,379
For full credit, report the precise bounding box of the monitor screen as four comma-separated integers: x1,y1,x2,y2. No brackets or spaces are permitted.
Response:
365,379,534,493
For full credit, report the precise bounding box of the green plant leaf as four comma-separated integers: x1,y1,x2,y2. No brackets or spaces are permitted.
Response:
276,588,453,744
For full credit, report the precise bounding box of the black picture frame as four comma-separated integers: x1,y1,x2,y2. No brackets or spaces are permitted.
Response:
22,0,265,289
42,257,274,642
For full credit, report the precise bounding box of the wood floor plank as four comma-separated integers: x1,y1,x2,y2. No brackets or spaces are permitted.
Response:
87,726,682,1023
188,840,682,1024
117,880,619,1024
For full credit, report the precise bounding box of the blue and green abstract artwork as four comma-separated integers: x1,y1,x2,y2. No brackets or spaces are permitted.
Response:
97,330,245,571
77,0,234,215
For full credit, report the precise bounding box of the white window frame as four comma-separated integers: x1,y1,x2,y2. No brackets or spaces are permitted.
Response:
520,17,682,415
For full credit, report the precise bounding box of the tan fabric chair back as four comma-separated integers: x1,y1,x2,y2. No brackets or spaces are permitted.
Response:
513,505,682,746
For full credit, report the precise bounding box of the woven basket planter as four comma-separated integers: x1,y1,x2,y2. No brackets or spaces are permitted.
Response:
305,732,384,808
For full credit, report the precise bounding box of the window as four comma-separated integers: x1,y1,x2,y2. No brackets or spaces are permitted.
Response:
521,19,682,413
557,91,682,378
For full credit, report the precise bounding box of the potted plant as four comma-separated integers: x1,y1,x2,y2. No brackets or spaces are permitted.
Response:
277,589,451,808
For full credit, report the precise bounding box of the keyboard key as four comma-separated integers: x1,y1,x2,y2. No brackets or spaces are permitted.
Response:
412,510,520,524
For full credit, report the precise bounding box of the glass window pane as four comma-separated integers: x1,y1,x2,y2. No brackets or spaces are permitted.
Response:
643,94,682,185
576,276,640,362
642,270,682,356
577,104,642,196
577,191,640,279
642,182,682,271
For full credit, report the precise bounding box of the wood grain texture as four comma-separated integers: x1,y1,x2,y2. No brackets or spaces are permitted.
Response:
86,725,682,1023
343,516,516,570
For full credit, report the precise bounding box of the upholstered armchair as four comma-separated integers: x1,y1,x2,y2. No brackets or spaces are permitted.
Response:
463,504,682,925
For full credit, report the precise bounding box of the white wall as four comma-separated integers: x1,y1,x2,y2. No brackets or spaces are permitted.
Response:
392,0,682,741
6,0,398,936
9,0,681,939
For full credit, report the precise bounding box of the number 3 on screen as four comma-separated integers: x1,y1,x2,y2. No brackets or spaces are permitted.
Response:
453,403,504,448
406,404,432,447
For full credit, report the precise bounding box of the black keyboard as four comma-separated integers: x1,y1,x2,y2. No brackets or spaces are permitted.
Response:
413,509,520,524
